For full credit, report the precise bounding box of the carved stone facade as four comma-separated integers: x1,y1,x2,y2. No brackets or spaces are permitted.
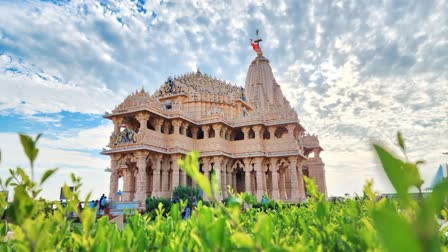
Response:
102,50,327,205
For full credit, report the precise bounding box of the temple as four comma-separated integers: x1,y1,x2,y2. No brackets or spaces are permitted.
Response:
102,36,326,206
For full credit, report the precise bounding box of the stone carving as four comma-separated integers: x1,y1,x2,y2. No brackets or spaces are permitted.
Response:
115,128,137,145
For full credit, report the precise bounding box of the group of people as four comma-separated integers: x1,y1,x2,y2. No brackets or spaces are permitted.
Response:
80,194,107,213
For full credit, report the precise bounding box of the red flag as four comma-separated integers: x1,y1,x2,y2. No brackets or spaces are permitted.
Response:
250,39,260,53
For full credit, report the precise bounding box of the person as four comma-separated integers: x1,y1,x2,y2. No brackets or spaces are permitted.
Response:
88,200,95,209
99,194,105,207
117,190,123,202
183,206,191,219
262,195,268,204
77,202,83,212
100,196,107,210
192,197,198,209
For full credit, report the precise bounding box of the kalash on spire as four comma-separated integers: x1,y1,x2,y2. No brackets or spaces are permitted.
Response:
101,29,327,211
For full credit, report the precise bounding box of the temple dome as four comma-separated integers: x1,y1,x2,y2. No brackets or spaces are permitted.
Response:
244,54,287,111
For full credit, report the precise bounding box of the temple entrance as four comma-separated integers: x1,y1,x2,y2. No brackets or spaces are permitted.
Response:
235,166,245,193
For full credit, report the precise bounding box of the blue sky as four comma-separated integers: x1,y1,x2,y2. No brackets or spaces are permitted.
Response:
0,0,447,200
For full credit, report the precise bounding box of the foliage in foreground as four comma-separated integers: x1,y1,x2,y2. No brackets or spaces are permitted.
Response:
0,133,446,251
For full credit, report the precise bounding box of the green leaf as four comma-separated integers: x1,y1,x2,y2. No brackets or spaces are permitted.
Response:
35,133,42,143
373,144,410,203
40,168,58,185
210,217,226,249
397,132,405,151
170,203,179,223
426,179,448,213
19,134,39,164
372,208,421,252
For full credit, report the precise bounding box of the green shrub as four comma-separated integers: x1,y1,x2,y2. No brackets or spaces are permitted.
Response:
172,185,200,206
145,197,172,218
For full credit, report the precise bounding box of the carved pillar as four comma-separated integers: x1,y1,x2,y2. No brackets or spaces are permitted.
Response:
136,112,150,133
252,125,263,139
135,151,148,204
161,157,170,198
268,127,276,139
297,159,306,200
153,118,163,133
221,160,228,198
289,156,300,201
172,119,182,135
213,157,222,200
122,167,132,201
171,154,181,192
152,154,162,197
191,127,199,139
270,158,280,200
287,124,296,138
212,124,222,138
254,158,264,201
109,155,120,201
163,121,171,134
243,159,251,194
112,117,122,134
201,125,210,138
221,127,227,139
180,156,187,186
241,127,250,140
202,158,210,201
181,122,189,135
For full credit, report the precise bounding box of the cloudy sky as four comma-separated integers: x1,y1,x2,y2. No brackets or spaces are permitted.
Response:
0,0,447,200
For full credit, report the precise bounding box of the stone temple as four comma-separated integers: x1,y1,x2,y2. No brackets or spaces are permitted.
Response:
102,40,326,206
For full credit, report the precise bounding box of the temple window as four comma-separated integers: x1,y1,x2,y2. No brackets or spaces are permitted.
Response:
169,125,174,134
186,127,193,138
123,116,140,133
147,120,155,131
164,100,172,110
209,128,215,138
263,129,270,139
274,126,288,138
233,128,244,141
197,128,204,139
248,128,255,139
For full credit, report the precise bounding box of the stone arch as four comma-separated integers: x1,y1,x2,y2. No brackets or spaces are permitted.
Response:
123,115,140,133
209,127,215,138
263,129,270,139
232,128,244,141
186,126,193,138
146,120,155,131
197,127,204,139
231,160,245,193
248,128,255,139
274,126,288,138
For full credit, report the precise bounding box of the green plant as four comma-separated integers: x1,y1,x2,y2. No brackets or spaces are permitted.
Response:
172,185,201,206
371,132,448,252
0,132,447,251
145,197,172,218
